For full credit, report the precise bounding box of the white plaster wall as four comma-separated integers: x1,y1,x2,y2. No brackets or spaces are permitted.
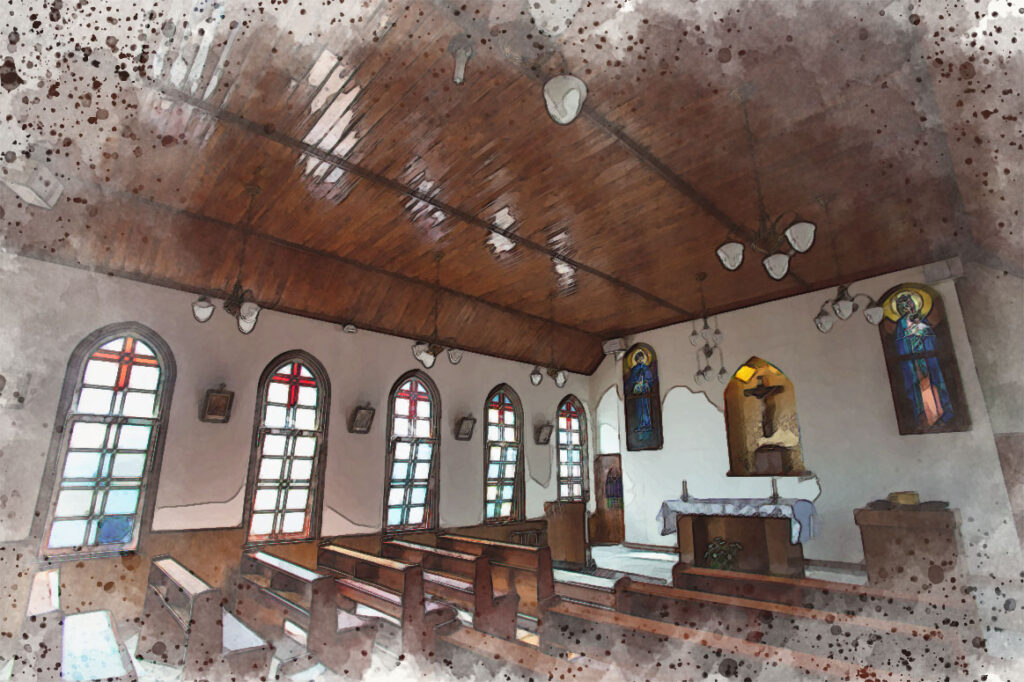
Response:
0,253,588,541
588,264,1022,579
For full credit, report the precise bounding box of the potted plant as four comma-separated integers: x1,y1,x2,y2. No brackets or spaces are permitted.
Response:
703,536,743,570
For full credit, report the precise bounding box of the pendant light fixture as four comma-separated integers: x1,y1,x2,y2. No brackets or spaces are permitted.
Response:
690,273,727,384
715,97,815,279
411,252,462,368
814,285,884,333
192,296,215,323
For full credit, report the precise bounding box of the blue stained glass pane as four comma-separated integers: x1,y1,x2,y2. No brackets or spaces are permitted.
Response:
502,486,514,500
95,515,134,544
410,486,427,505
485,503,496,518
487,464,500,479
386,507,403,526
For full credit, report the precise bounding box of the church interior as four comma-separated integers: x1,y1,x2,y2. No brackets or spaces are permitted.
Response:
1,0,1022,679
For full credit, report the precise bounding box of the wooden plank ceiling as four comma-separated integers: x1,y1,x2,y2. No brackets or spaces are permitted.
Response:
1,0,1017,374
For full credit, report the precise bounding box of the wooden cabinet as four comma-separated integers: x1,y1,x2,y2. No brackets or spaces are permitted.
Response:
854,507,961,589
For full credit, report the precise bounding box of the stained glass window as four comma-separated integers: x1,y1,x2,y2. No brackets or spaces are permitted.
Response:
556,396,586,502
248,357,326,542
45,334,165,554
385,373,439,530
484,386,523,521
877,283,970,434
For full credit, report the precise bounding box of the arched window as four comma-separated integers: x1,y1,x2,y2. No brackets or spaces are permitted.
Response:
384,371,440,530
246,352,329,543
723,357,804,476
877,283,970,434
484,385,523,522
556,395,587,502
41,325,174,557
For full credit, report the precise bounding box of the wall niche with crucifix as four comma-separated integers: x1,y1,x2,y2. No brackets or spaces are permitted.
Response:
723,357,806,477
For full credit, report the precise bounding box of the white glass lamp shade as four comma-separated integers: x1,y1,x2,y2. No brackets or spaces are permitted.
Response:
192,296,215,323
718,366,728,383
784,221,816,253
552,369,567,388
412,342,437,369
447,348,464,365
832,297,855,321
864,303,884,325
700,319,714,342
716,242,744,271
694,370,705,385
762,253,790,280
237,302,260,334
814,309,834,333
530,366,544,386
689,328,700,347
543,75,587,125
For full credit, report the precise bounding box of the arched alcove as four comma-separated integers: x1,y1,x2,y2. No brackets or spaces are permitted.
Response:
723,357,805,477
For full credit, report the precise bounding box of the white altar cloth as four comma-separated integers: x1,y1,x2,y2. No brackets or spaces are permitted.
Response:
656,497,819,545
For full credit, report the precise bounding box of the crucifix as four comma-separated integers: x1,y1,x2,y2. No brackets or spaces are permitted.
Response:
744,375,784,438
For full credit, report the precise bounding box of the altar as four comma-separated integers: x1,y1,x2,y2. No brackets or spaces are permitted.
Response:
657,497,819,577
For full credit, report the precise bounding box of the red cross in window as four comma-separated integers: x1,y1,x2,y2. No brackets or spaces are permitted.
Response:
90,337,159,391
398,380,431,419
271,363,317,408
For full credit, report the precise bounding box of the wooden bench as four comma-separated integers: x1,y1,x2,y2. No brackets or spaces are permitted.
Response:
382,539,519,640
234,550,376,675
317,543,456,656
617,576,966,678
436,534,556,617
138,555,272,680
673,562,977,629
18,605,136,682
554,574,629,610
540,599,916,682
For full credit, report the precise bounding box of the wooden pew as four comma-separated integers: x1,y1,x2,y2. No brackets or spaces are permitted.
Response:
436,534,556,617
233,550,377,675
17,606,136,682
540,599,916,682
317,543,456,656
673,562,976,628
554,574,629,610
139,555,273,680
382,539,519,640
434,622,609,681
616,576,966,678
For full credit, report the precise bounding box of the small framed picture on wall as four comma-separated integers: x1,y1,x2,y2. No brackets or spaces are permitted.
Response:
200,384,234,423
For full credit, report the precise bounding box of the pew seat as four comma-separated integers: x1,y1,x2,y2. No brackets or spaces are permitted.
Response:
617,577,965,678
234,550,376,675
137,555,274,680
436,534,555,617
541,599,915,682
319,543,456,656
383,539,519,640
436,623,608,680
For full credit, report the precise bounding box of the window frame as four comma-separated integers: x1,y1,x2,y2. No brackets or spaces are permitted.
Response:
555,394,588,503
383,370,441,533
242,350,331,547
482,384,525,524
34,323,176,561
